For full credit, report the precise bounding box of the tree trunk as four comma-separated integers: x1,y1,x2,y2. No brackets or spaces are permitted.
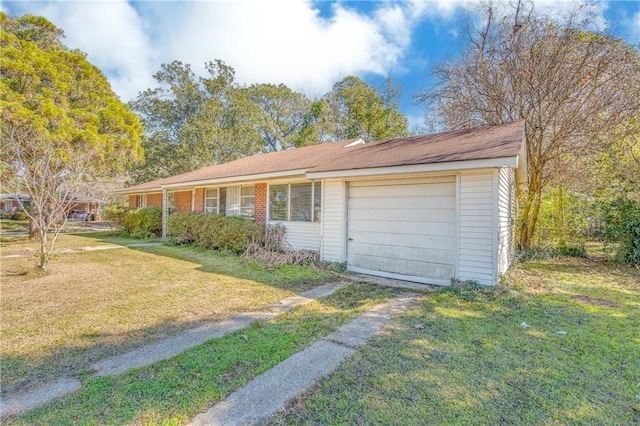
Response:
519,167,544,250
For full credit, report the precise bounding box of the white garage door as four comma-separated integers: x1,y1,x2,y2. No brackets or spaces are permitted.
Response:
347,176,456,285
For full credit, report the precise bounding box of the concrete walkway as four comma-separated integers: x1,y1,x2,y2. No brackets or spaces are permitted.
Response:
0,282,348,420
190,293,418,426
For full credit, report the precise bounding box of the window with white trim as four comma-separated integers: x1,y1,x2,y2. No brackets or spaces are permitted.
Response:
205,188,218,214
135,195,146,208
240,186,255,217
268,182,321,222
204,188,228,215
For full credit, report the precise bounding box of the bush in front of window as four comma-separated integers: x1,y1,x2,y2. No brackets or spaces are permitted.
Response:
167,213,265,254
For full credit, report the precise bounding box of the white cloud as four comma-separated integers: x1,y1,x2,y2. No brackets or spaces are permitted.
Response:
3,0,433,101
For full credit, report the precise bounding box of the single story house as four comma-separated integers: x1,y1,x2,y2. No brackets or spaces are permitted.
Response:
0,192,30,212
119,121,527,286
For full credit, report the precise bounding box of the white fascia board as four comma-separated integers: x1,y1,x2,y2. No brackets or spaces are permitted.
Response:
306,157,519,180
116,189,162,195
161,169,308,190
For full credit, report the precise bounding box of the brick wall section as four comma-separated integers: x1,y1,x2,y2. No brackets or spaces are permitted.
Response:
254,182,267,222
128,195,136,208
147,193,162,208
173,191,192,213
194,188,205,213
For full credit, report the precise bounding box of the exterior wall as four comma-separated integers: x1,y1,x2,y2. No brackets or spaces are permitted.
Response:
320,179,346,262
255,183,267,222
194,188,205,213
276,222,321,251
173,191,192,213
128,195,136,208
147,193,162,207
497,167,516,275
458,169,497,285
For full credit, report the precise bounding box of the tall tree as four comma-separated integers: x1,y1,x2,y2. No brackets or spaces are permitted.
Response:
417,2,640,249
0,13,143,270
323,76,408,142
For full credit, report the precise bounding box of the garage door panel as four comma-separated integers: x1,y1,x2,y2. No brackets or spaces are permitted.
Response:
347,176,457,283
349,182,455,199
348,242,455,265
348,231,456,251
348,207,455,223
349,220,456,237
347,254,454,278
349,196,456,210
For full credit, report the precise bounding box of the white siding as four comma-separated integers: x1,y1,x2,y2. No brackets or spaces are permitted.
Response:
458,170,496,285
270,221,321,251
347,176,456,285
497,167,516,275
321,179,346,262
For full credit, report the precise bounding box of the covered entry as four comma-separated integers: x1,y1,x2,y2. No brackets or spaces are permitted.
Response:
347,176,457,285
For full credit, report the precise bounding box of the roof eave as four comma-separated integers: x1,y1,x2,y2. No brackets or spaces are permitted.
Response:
306,156,520,179
160,168,310,190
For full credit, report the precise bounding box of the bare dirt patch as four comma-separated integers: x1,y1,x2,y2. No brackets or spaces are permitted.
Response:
570,294,620,308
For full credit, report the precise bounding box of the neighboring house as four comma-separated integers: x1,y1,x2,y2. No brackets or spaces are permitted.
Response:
0,192,30,212
119,121,527,286
0,192,105,220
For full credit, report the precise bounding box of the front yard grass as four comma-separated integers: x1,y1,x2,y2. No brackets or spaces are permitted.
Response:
12,283,397,425
272,257,640,425
0,219,29,233
0,232,334,398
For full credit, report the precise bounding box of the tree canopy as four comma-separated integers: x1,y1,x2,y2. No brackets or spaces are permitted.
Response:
129,65,408,183
417,2,640,249
0,13,143,269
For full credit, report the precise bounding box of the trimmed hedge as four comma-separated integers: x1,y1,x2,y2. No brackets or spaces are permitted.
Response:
167,213,265,254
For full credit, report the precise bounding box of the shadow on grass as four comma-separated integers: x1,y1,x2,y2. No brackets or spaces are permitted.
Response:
10,283,396,425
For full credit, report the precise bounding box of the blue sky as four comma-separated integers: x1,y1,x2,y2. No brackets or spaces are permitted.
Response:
3,0,639,129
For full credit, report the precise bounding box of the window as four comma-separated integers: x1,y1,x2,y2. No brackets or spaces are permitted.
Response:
269,185,288,221
240,186,255,217
205,189,218,214
135,195,146,208
268,182,321,222
291,184,312,221
204,188,228,215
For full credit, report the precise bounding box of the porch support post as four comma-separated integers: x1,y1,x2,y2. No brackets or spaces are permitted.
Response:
162,187,168,239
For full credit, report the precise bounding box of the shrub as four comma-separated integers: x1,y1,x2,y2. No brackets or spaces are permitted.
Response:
601,199,640,266
167,213,265,253
113,207,163,239
104,204,130,228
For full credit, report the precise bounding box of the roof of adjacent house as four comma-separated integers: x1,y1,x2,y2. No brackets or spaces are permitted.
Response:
122,120,525,193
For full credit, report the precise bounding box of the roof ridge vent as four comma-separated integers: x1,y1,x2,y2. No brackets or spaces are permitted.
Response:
344,138,364,147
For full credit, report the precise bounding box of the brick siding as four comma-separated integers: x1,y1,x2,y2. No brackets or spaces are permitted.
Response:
255,182,267,222
172,191,192,213
147,193,162,208
194,188,205,213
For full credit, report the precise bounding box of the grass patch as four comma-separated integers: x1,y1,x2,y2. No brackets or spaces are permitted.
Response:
1,233,333,397
0,219,29,233
272,257,640,425
10,283,397,425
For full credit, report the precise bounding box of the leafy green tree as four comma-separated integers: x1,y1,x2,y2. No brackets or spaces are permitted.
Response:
0,13,143,270
323,76,408,142
243,83,320,150
418,2,640,249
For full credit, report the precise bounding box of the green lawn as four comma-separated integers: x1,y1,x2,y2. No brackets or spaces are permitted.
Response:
0,232,334,398
272,257,640,425
12,283,398,425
